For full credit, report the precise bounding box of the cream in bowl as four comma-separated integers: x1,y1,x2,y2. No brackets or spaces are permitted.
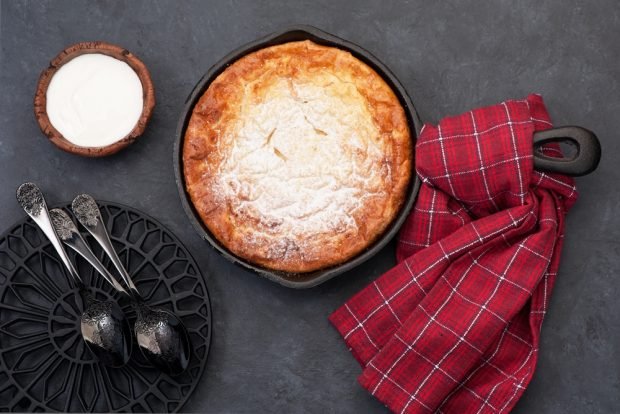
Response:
34,42,155,157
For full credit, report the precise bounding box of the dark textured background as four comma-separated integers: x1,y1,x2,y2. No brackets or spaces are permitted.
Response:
1,1,618,412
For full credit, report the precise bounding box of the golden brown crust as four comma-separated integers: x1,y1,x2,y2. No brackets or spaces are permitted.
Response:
183,40,411,273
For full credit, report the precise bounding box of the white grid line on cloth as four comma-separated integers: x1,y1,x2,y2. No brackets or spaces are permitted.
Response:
532,171,546,189
509,210,538,236
446,328,534,413
415,207,443,213
474,292,535,414
439,274,507,324
495,346,537,413
454,187,530,205
539,218,559,225
467,252,530,294
343,209,531,344
502,102,526,204
374,281,403,324
415,206,466,216
399,240,432,248
438,123,458,197
372,248,486,397
437,241,451,261
436,323,515,413
476,387,499,414
405,259,429,294
501,233,511,248
505,329,534,347
499,374,528,413
455,198,474,215
537,172,577,198
426,191,438,247
531,117,552,126
542,272,556,314
518,242,551,261
417,120,536,147
371,347,430,411
426,155,533,181
412,205,467,228
522,98,554,125
400,242,525,413
417,305,521,384
433,209,532,264
366,360,433,413
393,334,499,413
476,380,500,414
471,223,485,244
343,303,379,350
453,208,467,227
530,274,551,317
418,305,485,354
506,210,519,228
512,346,536,382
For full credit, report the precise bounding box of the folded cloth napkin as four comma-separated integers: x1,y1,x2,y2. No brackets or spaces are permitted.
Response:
329,94,577,414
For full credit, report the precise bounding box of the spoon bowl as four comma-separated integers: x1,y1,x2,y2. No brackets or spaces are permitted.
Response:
135,303,192,376
81,291,132,368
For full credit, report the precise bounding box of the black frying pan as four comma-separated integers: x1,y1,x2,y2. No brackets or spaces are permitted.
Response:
173,25,601,289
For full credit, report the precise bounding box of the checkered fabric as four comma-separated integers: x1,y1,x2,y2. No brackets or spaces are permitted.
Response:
329,95,578,414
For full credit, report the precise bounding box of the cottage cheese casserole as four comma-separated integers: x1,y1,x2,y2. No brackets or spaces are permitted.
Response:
183,40,412,273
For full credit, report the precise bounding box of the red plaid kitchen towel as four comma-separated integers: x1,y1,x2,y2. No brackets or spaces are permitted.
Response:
329,94,577,413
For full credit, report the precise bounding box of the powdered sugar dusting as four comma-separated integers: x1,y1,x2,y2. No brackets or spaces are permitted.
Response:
213,76,389,249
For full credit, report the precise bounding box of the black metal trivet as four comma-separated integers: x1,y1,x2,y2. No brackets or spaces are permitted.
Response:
0,201,211,412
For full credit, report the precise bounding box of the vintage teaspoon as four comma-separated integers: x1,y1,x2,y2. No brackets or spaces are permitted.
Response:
49,208,128,294
16,183,132,367
72,194,192,376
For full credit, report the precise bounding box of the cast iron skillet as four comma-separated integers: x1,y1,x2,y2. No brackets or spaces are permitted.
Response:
174,25,601,289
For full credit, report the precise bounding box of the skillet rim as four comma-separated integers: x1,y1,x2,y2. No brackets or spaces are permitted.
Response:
173,24,422,288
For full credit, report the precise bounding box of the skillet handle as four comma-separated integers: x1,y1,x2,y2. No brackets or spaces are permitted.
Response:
532,126,601,176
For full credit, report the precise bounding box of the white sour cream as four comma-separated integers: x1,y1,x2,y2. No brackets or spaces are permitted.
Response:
46,53,144,148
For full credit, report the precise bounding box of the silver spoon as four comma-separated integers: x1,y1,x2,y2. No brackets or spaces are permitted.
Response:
72,194,192,376
16,183,132,368
49,209,128,294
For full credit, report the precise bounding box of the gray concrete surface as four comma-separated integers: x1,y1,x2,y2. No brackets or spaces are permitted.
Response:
1,0,618,412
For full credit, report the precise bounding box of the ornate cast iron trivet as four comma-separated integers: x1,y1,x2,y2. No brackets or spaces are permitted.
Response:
0,201,211,412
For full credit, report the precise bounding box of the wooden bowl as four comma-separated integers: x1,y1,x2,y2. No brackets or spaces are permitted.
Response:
34,41,156,157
